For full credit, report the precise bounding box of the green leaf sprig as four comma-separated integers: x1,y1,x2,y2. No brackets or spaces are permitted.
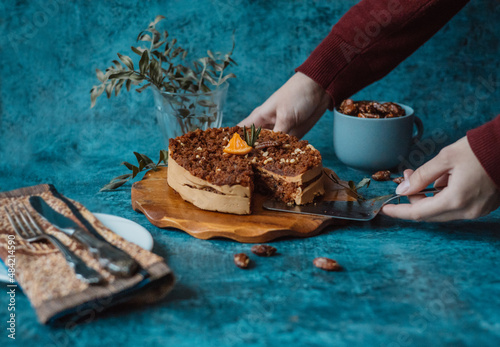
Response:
243,124,262,147
325,171,371,201
90,15,237,108
100,150,168,191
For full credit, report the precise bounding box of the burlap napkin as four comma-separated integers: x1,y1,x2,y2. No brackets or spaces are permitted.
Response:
0,184,175,325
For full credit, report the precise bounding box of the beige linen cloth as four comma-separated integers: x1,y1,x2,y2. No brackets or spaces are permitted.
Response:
0,184,175,324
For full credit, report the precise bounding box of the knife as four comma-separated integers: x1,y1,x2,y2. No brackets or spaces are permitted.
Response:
29,196,138,277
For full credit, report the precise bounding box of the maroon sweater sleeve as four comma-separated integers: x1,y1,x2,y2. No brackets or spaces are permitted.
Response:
296,0,470,108
296,0,500,186
467,116,500,189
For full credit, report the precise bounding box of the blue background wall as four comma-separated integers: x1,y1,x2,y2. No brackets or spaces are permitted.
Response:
1,0,499,190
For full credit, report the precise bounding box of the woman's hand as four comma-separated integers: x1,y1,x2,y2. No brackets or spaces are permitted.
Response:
381,137,500,222
238,72,331,138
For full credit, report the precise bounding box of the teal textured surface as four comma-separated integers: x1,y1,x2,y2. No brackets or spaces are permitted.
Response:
1,0,499,346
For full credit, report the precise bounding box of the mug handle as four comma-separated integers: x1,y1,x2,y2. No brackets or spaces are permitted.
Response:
412,116,424,143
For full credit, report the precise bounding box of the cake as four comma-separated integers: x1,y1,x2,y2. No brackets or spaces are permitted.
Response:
167,126,324,215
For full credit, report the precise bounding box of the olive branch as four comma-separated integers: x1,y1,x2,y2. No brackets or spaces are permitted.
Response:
325,170,371,201
90,15,237,108
100,150,168,191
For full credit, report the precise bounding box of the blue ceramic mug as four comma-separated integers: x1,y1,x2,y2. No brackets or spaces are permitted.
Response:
333,103,423,171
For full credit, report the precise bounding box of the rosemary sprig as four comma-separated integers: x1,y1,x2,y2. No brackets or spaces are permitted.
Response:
325,170,371,201
100,150,168,191
243,124,262,147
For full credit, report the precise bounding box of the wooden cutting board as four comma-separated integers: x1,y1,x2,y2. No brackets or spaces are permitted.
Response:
131,167,356,243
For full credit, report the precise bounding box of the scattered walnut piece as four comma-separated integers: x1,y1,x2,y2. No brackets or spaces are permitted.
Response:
255,140,281,149
338,98,357,115
372,170,391,181
392,176,404,184
234,253,250,269
313,257,342,272
251,245,277,257
338,99,406,118
383,102,406,117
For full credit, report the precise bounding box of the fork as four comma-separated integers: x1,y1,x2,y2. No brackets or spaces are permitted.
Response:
4,203,104,285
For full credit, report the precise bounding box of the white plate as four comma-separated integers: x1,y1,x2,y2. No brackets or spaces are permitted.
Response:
93,213,154,251
0,213,153,283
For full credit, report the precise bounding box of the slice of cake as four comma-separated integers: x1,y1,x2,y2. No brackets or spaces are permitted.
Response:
167,126,324,215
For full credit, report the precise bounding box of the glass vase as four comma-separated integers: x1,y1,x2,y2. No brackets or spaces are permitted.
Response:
152,83,228,148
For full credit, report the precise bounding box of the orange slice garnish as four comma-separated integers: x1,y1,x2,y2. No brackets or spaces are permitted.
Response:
223,133,252,155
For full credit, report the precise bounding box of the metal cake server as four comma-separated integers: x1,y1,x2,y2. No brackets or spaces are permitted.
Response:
263,187,441,221
29,196,139,277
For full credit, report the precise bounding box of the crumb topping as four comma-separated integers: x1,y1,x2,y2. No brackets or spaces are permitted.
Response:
168,127,322,188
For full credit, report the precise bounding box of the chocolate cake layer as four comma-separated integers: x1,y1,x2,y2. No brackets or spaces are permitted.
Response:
168,127,325,214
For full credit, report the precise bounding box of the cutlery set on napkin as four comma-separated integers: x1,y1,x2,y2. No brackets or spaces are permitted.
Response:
0,184,175,325
6,196,140,284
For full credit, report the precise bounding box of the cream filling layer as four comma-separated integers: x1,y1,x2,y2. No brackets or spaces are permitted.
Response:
293,174,325,205
167,154,251,215
257,166,325,205
257,164,323,185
